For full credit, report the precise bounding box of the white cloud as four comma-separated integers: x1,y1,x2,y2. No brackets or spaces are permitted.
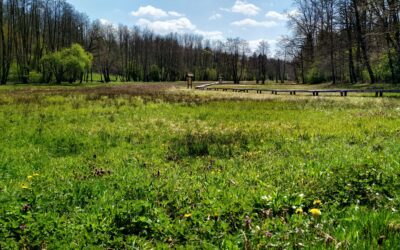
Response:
231,0,261,16
194,30,224,40
99,18,113,25
231,18,277,28
248,39,277,53
265,11,288,21
168,11,184,17
99,18,117,28
131,6,184,19
209,13,222,20
137,17,196,33
265,10,300,22
131,5,168,18
287,9,301,18
220,7,231,12
248,39,263,52
137,17,223,40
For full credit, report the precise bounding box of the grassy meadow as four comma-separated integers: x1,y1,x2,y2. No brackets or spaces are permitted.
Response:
1,83,400,249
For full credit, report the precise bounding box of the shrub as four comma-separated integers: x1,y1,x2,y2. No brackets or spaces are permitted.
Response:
205,68,217,81
373,52,400,83
41,44,93,84
305,65,326,84
28,70,43,84
8,63,18,82
149,65,161,82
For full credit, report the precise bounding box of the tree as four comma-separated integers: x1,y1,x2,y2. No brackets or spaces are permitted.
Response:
0,0,12,85
287,0,399,84
0,0,291,85
41,43,92,84
225,38,249,84
352,0,375,83
257,41,269,84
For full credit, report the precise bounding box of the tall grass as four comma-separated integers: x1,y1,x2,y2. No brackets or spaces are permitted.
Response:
0,84,400,248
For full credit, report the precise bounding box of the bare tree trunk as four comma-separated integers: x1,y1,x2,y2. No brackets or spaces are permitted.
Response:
329,32,336,84
293,61,299,84
353,0,375,83
345,4,357,83
0,0,5,85
281,54,286,84
300,52,305,84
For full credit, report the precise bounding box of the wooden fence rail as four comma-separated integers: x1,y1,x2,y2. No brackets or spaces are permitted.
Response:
198,86,400,97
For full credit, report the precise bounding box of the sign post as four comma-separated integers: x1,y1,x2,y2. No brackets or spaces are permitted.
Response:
219,75,223,84
187,73,194,89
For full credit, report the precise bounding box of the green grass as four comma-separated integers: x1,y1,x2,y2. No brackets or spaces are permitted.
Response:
1,83,400,249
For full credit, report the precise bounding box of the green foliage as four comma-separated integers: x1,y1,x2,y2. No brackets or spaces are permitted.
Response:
362,69,372,83
306,64,326,84
1,85,400,248
41,44,93,84
205,68,218,81
28,71,42,84
373,52,400,83
149,64,161,82
374,53,392,82
8,63,19,83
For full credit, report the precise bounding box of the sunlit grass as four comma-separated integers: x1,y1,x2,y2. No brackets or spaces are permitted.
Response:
0,83,400,248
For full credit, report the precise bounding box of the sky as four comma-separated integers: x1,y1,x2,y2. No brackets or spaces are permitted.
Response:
66,0,294,53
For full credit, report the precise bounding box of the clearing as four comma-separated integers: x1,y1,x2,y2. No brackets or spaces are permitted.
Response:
1,83,400,249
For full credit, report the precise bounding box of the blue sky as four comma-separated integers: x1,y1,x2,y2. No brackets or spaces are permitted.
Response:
66,0,294,53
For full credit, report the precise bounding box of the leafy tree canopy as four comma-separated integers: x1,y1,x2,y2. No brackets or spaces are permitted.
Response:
41,44,93,84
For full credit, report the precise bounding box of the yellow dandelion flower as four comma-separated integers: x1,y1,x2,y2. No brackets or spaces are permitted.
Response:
309,208,322,217
27,176,33,180
295,208,303,214
184,213,192,218
313,200,322,206
20,183,30,189
33,173,40,177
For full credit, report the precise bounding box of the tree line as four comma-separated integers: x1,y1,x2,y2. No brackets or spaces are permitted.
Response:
287,0,400,84
0,0,290,85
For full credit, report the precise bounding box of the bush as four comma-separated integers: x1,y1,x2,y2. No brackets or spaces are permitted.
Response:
361,69,371,83
149,65,161,82
305,65,326,84
8,63,18,82
28,71,43,84
41,44,93,84
205,68,217,81
373,52,400,83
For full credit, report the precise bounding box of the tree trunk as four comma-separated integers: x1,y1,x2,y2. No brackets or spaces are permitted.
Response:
345,6,357,84
0,0,5,85
329,34,336,84
293,61,299,84
353,0,375,83
281,59,285,84
300,52,305,84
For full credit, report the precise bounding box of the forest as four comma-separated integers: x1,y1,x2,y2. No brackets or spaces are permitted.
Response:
288,0,400,84
0,0,280,85
1,0,398,85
